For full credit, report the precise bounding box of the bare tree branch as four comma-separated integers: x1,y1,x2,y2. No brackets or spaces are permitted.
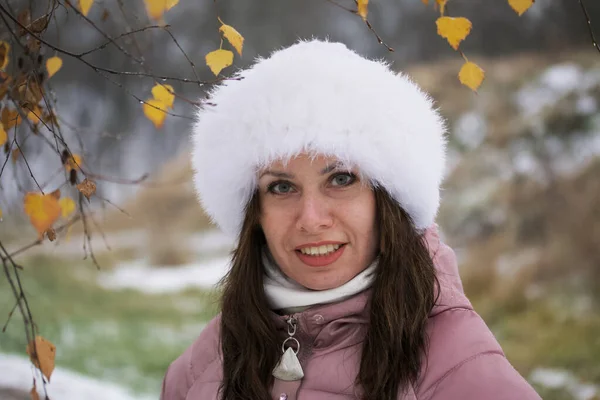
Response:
578,0,600,53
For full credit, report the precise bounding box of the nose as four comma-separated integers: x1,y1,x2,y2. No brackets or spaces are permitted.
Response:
295,191,334,234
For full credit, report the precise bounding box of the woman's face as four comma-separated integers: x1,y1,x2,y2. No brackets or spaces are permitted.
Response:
258,154,378,290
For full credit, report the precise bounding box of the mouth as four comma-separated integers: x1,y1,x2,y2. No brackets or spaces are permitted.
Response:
295,243,347,267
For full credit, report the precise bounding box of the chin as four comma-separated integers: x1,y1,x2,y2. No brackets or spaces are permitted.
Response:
298,275,346,291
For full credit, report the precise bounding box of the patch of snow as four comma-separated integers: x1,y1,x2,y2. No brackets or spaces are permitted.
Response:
97,256,231,293
454,111,487,150
576,95,597,115
530,367,598,400
495,248,541,278
512,149,545,181
515,63,585,117
0,353,153,400
551,133,600,177
540,64,583,94
189,229,235,255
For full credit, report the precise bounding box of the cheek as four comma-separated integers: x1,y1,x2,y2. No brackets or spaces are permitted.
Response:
260,205,289,248
356,195,378,252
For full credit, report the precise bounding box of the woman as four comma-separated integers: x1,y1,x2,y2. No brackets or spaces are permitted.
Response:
161,40,541,400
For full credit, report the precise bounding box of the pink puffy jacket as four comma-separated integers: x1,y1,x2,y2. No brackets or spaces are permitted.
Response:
160,226,542,400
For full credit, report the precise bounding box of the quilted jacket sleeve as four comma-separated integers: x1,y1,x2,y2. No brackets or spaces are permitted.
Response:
160,315,222,400
426,351,542,400
160,342,195,400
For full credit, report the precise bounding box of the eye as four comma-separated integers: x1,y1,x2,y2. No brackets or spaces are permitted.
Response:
331,172,356,187
267,181,294,195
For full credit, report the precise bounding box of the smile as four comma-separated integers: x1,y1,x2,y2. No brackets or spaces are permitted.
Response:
298,243,342,256
295,243,346,267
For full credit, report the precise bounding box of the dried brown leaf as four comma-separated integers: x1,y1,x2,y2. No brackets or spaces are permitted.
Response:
26,336,56,382
17,9,31,36
29,16,49,34
46,228,57,241
30,381,40,400
77,178,96,200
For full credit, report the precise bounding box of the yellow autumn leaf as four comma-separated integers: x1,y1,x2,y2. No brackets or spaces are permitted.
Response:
151,84,175,109
436,17,472,50
27,106,42,125
459,61,485,91
205,49,234,76
0,207,3,220
0,122,6,146
0,41,9,70
65,154,82,172
357,0,369,20
508,0,534,16
2,108,22,129
166,0,179,11
421,0,428,4
145,0,165,20
26,336,56,382
46,56,62,78
143,98,168,128
144,0,177,20
23,192,61,237
79,0,94,16
436,0,447,15
59,197,76,218
219,23,244,56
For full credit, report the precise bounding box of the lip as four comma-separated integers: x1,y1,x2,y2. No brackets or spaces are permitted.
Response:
295,243,346,267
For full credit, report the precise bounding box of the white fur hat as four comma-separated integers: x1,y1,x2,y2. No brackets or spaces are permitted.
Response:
191,39,447,238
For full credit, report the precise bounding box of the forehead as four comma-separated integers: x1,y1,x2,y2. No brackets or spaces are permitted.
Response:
258,153,353,173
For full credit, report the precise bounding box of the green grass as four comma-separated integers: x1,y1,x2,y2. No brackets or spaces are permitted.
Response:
472,294,600,397
0,254,220,395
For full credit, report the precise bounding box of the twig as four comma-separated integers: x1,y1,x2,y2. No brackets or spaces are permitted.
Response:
163,26,204,87
77,25,166,57
2,298,20,333
0,4,212,85
0,137,15,180
83,171,149,185
8,216,82,259
578,0,600,53
94,194,132,218
13,136,45,194
323,0,393,52
363,18,394,52
78,193,100,269
84,201,112,252
62,0,145,65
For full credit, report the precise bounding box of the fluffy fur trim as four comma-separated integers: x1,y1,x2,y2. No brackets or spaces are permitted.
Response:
191,39,447,238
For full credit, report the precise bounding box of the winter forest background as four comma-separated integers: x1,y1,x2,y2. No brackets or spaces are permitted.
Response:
1,0,600,399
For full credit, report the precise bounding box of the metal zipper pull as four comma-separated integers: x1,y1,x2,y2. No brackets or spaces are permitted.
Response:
272,315,304,381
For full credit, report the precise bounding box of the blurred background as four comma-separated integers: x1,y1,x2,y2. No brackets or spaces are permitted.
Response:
0,0,599,399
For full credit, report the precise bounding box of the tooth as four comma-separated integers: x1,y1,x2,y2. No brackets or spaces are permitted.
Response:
310,247,317,255
317,245,326,254
326,244,334,253
301,248,308,255
332,244,340,250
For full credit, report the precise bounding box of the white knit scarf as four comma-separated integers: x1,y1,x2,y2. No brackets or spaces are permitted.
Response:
262,250,377,313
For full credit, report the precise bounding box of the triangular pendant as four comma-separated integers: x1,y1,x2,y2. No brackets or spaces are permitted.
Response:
272,347,304,381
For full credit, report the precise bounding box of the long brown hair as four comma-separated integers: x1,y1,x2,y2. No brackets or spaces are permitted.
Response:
218,186,439,400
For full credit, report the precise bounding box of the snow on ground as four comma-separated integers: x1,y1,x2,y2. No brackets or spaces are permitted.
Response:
97,229,234,293
97,255,231,293
0,353,154,400
530,367,599,400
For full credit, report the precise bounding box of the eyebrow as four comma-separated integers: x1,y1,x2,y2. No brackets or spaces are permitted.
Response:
259,161,346,179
